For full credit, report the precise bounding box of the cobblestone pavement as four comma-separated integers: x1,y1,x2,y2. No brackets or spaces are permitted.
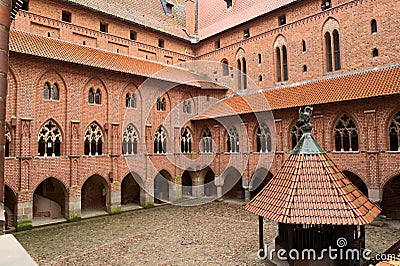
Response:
13,202,400,266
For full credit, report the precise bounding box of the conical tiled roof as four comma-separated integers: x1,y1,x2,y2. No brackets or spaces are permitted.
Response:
244,109,381,225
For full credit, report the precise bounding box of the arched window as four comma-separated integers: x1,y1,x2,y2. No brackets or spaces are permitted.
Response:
126,93,131,107
256,124,272,153
276,47,282,82
222,60,229,76
202,128,212,153
371,19,377,34
84,123,103,155
237,59,242,90
242,58,247,89
154,126,167,154
325,32,333,72
95,89,101,104
156,97,166,111
44,82,51,99
88,88,95,104
130,94,136,108
52,83,59,100
122,124,138,154
291,124,303,149
227,126,239,153
38,120,62,157
183,100,192,114
282,45,288,81
333,30,341,71
389,111,400,151
334,114,358,152
181,128,192,153
5,127,11,157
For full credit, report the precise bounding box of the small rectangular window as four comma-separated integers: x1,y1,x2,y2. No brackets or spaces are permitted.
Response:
130,30,137,41
321,0,332,10
215,39,221,50
226,0,233,8
243,29,250,39
158,39,165,48
62,11,71,23
166,3,173,15
278,15,286,26
20,0,29,11
100,22,108,33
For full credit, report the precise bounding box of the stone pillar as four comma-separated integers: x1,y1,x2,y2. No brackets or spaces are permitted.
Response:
140,187,154,208
16,191,33,231
67,186,81,222
215,176,224,200
0,0,12,233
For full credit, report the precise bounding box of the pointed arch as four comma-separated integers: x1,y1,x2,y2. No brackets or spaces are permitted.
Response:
181,127,193,153
154,126,167,154
227,126,239,153
255,124,272,153
37,119,63,157
81,174,108,212
221,58,229,76
201,128,213,153
334,114,359,152
388,110,400,151
84,122,104,155
122,123,139,154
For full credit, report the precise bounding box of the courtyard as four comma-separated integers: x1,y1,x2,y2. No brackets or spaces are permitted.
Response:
13,201,400,265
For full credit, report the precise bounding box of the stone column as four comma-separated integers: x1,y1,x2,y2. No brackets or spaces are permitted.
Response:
215,176,224,200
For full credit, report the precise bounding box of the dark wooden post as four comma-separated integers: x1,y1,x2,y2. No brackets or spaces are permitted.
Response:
259,215,264,257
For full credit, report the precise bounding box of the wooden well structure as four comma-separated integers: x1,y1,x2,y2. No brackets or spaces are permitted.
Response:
245,107,381,265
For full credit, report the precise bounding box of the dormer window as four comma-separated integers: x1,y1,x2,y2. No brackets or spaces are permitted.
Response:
225,0,233,9
166,3,173,15
321,0,331,10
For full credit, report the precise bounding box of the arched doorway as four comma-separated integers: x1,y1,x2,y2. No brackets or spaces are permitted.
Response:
222,167,244,200
250,168,273,199
182,171,192,197
381,175,400,219
33,178,67,221
81,175,108,212
204,168,217,197
154,170,172,204
121,173,141,206
4,185,17,229
343,171,368,197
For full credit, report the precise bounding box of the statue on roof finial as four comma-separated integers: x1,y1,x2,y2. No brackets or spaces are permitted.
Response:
297,106,313,133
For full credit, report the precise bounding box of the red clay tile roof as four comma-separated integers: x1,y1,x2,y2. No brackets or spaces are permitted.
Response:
9,30,228,89
198,0,296,39
244,151,381,225
194,64,400,120
64,0,188,40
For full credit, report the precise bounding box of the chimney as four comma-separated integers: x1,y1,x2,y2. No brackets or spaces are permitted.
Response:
185,0,198,41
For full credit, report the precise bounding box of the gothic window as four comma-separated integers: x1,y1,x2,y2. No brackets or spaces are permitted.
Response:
202,128,212,153
236,49,247,90
227,126,239,153
291,124,303,149
88,88,95,104
325,32,333,72
181,128,192,153
44,82,51,99
126,93,136,108
276,47,282,82
5,127,11,157
156,97,166,111
84,123,103,155
282,45,288,81
52,83,59,100
154,126,167,154
333,30,341,71
325,30,341,72
183,100,192,114
334,115,358,152
38,120,62,157
389,111,400,151
242,58,247,89
95,89,101,104
222,60,229,76
122,124,138,155
256,124,272,153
